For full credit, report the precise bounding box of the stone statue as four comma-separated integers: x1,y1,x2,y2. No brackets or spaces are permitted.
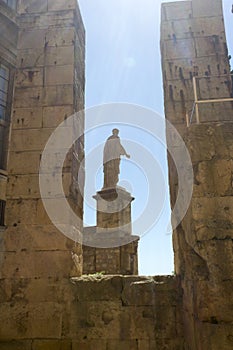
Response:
103,128,130,189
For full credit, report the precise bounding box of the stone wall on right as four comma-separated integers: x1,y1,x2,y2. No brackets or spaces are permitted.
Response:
161,0,233,349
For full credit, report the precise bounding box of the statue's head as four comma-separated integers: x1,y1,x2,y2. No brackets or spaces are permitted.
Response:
112,128,119,136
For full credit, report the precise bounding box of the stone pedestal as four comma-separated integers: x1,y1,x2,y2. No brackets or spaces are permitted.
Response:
94,187,134,234
83,187,139,275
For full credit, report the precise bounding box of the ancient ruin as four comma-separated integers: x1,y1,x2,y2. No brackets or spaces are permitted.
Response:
0,0,232,349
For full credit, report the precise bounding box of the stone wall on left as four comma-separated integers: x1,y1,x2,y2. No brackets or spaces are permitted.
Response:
0,1,85,342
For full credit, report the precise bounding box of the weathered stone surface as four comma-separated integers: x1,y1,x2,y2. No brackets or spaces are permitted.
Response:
0,176,7,201
163,38,196,60
45,46,74,66
1,250,74,278
13,85,74,108
48,0,76,12
32,340,72,350
18,29,47,49
42,105,73,128
1,224,74,252
8,152,41,175
106,340,138,350
0,341,32,350
18,0,48,14
0,0,86,347
163,56,229,81
162,17,225,41
161,1,192,21
72,341,105,350
162,0,233,348
0,277,76,304
0,302,62,339
72,275,123,301
45,65,74,86
192,0,222,18
12,107,43,129
15,68,44,88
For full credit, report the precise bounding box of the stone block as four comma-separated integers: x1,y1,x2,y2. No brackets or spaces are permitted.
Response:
1,250,73,278
43,85,74,106
195,36,225,58
163,38,195,60
8,151,41,175
0,176,7,201
36,196,83,231
198,103,233,123
198,240,233,280
126,307,157,339
10,128,53,152
0,341,32,350
154,306,178,338
19,11,74,30
163,56,229,81
0,277,75,304
32,340,71,350
195,226,233,241
161,2,192,21
68,300,123,339
11,171,71,199
138,340,158,350
45,65,74,86
95,248,120,274
195,323,233,350
122,278,178,307
162,17,225,42
2,224,74,252
18,0,48,14
197,76,232,100
48,0,76,11
5,199,38,226
192,0,222,18
17,48,45,68
72,275,123,301
14,85,74,109
106,340,138,350
164,80,194,102
213,124,233,158
15,68,44,88
194,280,233,323
45,28,75,47
12,107,43,129
26,278,76,303
187,125,216,162
42,105,73,128
35,199,56,226
95,188,133,234
7,174,40,199
0,302,62,339
192,197,233,223
18,29,47,49
45,46,74,66
164,101,189,125
72,341,105,350
14,87,44,108
195,159,233,197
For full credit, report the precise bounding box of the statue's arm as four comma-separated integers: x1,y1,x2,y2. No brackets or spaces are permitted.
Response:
119,142,130,158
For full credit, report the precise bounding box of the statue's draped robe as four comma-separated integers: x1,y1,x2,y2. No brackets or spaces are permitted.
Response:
103,135,127,188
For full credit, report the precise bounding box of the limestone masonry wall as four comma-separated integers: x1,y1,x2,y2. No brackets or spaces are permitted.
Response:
161,0,233,348
1,0,233,349
0,0,85,281
0,275,184,349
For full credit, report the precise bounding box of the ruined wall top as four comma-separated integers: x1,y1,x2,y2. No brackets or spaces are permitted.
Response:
161,0,231,126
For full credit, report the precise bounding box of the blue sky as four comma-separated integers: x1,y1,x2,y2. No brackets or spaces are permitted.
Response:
78,0,233,275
